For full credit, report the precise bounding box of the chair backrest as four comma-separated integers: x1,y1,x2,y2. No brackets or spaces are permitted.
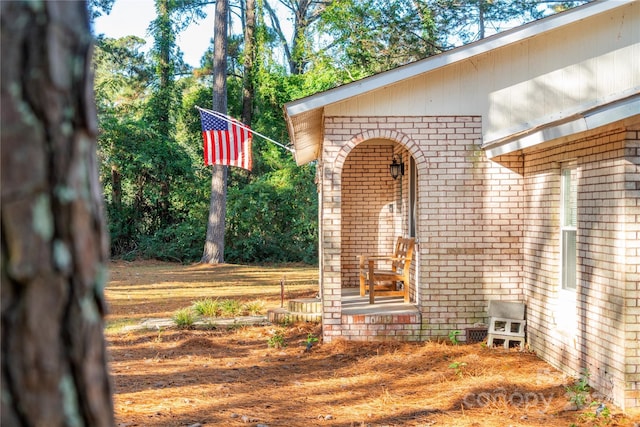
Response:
393,237,415,274
488,300,525,320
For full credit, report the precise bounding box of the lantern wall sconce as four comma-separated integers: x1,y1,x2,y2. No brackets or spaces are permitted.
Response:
389,153,405,180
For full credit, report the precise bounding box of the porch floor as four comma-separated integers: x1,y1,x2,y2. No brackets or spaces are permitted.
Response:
341,287,419,315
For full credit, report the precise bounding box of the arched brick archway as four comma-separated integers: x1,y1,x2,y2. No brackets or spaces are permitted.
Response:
319,115,487,343
334,132,422,295
319,123,426,343
331,128,422,179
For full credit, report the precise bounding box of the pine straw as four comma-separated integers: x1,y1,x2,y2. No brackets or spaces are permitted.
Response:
106,261,637,426
107,325,636,427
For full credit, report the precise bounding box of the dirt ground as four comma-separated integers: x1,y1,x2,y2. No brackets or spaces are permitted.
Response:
105,261,638,427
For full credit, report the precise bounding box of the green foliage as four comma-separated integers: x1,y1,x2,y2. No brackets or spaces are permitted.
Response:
580,402,611,426
243,300,266,316
172,308,196,328
430,0,590,48
192,298,266,318
225,165,318,263
267,328,287,348
448,330,461,345
449,361,467,377
192,298,221,317
305,333,319,346
96,32,208,263
319,0,439,75
566,369,590,409
219,299,243,318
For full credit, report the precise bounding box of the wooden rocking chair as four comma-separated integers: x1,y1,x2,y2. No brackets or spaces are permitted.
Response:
359,237,415,304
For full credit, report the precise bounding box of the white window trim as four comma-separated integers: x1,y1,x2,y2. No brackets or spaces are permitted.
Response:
555,163,578,336
560,164,577,291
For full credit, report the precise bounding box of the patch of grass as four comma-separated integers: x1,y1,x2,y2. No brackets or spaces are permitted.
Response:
219,299,243,317
242,300,266,315
192,298,221,317
105,261,318,321
172,308,196,328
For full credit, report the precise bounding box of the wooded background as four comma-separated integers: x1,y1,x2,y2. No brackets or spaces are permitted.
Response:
90,0,588,264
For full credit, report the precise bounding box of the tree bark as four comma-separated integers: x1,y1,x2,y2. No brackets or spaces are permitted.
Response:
153,0,175,228
242,0,256,125
202,0,229,264
1,1,113,426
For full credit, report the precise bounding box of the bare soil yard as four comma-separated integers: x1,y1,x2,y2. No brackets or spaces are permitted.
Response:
105,261,638,427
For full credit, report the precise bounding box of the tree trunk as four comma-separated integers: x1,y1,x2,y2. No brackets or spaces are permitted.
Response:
202,0,229,264
111,165,122,210
242,0,256,125
154,0,174,228
478,0,486,39
1,1,114,426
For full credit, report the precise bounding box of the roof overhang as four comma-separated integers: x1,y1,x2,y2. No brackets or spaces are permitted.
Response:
283,0,633,165
483,93,640,159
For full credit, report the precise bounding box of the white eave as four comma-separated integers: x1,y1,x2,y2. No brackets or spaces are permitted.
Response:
283,0,633,166
483,93,640,159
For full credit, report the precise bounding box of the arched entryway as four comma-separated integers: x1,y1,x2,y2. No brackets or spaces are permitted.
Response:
340,139,416,301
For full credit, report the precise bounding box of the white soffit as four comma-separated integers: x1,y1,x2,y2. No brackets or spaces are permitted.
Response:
484,94,640,159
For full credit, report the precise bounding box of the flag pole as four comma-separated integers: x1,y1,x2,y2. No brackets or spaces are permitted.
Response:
196,106,295,154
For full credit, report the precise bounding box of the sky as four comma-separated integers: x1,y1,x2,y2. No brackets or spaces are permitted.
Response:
92,0,217,68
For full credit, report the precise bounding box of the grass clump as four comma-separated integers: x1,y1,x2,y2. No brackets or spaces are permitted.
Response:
243,300,266,315
192,298,221,317
172,308,196,328
220,299,243,317
191,298,267,319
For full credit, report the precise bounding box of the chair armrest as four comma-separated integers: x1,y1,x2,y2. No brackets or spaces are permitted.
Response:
359,255,394,268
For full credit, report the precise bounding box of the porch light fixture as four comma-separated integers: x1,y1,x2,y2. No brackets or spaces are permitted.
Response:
389,154,405,180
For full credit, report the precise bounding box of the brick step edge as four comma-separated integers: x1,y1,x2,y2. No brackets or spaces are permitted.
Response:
267,308,321,323
287,298,322,314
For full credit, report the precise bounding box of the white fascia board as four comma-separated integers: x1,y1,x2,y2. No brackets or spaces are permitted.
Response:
284,0,632,118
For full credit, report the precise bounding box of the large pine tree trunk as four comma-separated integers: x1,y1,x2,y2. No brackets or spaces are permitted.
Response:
1,2,114,425
202,0,229,264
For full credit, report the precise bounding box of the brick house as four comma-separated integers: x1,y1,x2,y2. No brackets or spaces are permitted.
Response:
283,1,639,410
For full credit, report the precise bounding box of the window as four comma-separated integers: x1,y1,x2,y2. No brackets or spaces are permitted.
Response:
560,165,577,290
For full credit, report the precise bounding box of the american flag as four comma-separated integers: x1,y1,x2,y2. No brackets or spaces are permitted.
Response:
199,109,252,171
